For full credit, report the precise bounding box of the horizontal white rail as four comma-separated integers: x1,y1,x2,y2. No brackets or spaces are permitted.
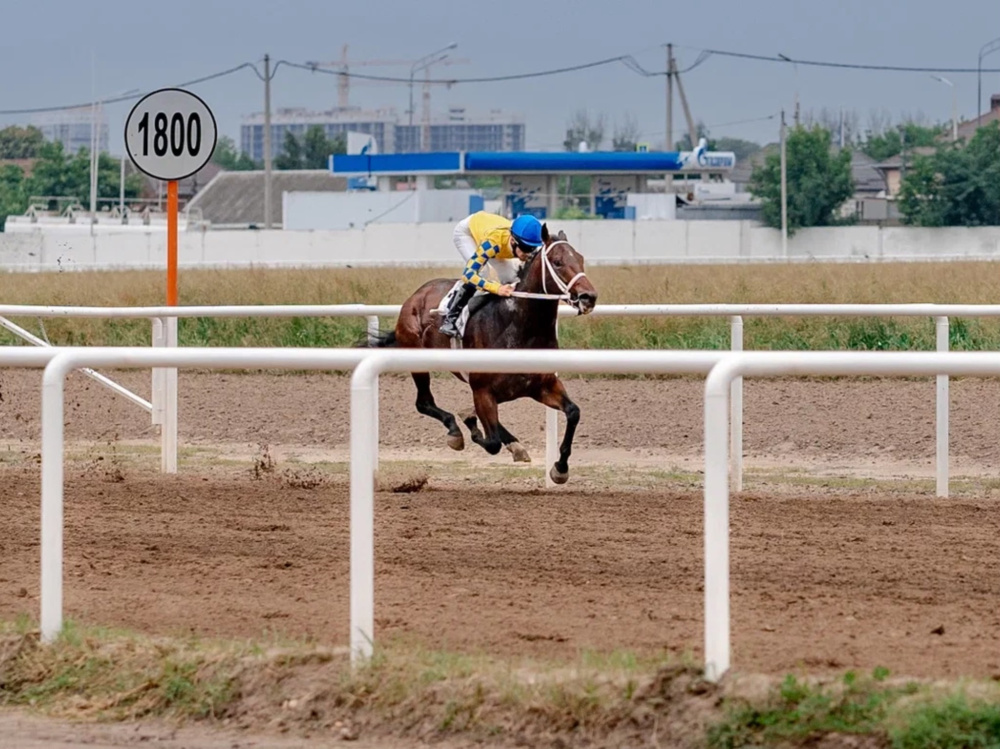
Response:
703,350,1000,682
0,304,404,319
9,301,1000,319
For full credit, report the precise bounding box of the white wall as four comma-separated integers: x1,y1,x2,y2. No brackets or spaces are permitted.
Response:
282,190,476,231
5,221,1000,271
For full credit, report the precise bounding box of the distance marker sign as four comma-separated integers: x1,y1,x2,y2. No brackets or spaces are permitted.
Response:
124,88,217,181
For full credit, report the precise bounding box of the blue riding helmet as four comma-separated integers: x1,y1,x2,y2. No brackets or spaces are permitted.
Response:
510,215,543,248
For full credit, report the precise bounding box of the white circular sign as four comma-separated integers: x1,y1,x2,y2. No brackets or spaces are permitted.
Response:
124,88,217,181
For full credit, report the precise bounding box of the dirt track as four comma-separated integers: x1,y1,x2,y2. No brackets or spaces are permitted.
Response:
2,370,1000,680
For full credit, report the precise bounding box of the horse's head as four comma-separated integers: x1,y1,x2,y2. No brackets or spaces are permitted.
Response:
524,224,597,314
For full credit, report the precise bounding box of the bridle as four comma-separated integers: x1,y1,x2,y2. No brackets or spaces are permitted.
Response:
509,240,588,304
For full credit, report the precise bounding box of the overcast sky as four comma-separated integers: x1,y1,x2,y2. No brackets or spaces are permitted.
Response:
2,0,999,154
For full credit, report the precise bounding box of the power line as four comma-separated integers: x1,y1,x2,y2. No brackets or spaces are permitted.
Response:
0,62,259,116
276,54,670,84
684,46,1000,74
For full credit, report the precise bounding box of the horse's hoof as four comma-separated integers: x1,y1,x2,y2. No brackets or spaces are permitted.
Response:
447,433,465,451
549,465,569,485
507,442,531,463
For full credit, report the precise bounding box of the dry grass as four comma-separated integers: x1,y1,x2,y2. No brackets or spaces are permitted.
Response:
4,619,1000,748
2,262,1000,350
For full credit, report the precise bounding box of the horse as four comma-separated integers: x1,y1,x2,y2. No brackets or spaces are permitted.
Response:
365,223,598,485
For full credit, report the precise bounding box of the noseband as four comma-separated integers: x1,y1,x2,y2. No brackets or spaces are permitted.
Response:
509,240,588,302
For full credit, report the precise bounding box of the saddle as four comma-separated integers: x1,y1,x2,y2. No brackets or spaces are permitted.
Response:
436,280,495,341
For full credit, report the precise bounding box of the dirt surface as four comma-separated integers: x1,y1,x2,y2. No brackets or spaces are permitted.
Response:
0,709,433,748
1,456,1000,679
3,369,1000,745
2,368,1000,470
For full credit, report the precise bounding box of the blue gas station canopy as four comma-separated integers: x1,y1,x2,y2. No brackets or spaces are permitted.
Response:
329,149,735,176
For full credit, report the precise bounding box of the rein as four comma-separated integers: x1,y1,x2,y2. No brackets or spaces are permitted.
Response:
509,240,587,302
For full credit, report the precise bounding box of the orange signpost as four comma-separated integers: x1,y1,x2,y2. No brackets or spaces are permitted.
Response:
124,88,216,473
167,180,178,306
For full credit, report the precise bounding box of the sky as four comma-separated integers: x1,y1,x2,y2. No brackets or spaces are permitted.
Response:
2,0,1000,155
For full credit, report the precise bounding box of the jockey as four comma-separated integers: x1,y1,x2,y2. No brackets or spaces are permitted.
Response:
439,211,544,338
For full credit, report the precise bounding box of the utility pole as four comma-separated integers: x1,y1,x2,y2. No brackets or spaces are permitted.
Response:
90,52,98,224
780,109,788,258
674,60,698,152
666,43,673,151
263,53,273,231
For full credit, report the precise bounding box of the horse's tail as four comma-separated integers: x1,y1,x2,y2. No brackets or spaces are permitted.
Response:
355,329,397,348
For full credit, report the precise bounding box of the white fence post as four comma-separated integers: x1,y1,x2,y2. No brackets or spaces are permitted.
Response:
151,318,165,427
730,316,743,492
40,358,67,643
704,361,732,682
350,361,377,663
936,316,949,498
162,318,178,474
366,315,380,465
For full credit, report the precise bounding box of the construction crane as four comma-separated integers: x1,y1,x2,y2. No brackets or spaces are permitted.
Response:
305,44,469,113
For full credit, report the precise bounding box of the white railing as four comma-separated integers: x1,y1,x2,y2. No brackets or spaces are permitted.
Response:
702,350,1000,682
6,302,1000,493
27,346,1000,683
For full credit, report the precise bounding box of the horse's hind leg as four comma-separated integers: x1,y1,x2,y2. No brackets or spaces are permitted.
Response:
463,388,503,455
534,376,580,485
460,411,530,462
412,372,464,451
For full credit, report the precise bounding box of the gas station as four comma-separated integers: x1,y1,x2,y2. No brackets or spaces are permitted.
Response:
329,139,737,220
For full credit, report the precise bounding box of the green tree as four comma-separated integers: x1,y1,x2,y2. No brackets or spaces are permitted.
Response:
274,132,304,170
861,122,943,161
275,127,345,170
748,125,854,234
0,163,28,230
23,142,143,211
211,135,258,171
899,122,1000,227
303,126,345,168
0,125,45,159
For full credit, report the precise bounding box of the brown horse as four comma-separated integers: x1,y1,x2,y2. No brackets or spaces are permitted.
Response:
365,224,598,484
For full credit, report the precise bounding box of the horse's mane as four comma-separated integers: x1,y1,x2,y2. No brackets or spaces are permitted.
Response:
516,248,542,284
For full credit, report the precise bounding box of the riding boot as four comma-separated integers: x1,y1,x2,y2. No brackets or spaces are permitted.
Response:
439,283,478,338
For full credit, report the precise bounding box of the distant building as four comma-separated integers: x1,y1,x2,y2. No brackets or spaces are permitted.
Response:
241,107,397,162
956,93,1000,141
32,106,108,155
240,106,524,160
394,108,525,153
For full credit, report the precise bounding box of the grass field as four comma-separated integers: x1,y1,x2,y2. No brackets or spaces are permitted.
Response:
1,261,999,351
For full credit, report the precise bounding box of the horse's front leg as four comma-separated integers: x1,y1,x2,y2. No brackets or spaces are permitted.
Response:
535,376,579,485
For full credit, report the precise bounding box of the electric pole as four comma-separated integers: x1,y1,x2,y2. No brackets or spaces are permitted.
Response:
263,53,273,230
780,109,788,258
666,43,673,151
